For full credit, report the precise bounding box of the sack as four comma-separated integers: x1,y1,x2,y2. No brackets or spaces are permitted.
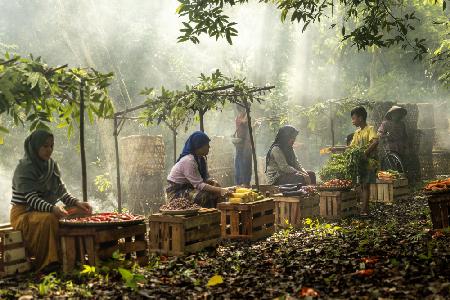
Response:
231,130,244,146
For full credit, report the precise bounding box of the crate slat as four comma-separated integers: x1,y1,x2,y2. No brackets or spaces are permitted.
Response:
427,194,450,229
219,198,274,240
319,191,359,219
96,224,147,243
148,210,220,256
370,178,409,203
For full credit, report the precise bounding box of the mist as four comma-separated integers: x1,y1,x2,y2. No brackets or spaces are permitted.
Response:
0,1,447,221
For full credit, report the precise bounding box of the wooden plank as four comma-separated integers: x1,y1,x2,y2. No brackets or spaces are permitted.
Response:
170,224,184,254
184,238,219,253
185,225,221,243
1,261,30,277
220,211,228,238
184,212,220,230
148,214,186,223
58,227,97,236
98,241,147,258
230,211,240,237
3,248,26,263
96,224,147,243
61,236,76,273
252,199,275,214
252,214,275,229
3,231,23,245
273,196,300,203
251,226,274,240
84,236,97,266
3,242,25,251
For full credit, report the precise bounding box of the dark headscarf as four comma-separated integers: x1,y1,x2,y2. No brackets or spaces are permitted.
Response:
266,125,299,171
12,130,61,194
177,131,211,180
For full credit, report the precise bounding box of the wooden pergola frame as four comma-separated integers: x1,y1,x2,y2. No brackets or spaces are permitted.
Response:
113,84,275,212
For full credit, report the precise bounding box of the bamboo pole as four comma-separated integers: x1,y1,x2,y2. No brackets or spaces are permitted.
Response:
113,116,122,213
79,80,88,202
243,97,259,189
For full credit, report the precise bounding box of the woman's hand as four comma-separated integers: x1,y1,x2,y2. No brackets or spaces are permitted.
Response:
219,188,232,197
206,179,221,187
52,206,69,219
76,201,93,214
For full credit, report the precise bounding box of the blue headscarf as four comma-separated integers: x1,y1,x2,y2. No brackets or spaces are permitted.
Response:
177,131,211,180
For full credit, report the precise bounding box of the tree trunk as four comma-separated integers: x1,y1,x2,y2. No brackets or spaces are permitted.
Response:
172,129,177,164
243,99,259,189
79,80,88,202
199,110,205,132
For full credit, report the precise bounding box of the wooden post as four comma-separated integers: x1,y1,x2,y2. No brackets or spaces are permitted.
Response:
243,98,259,189
330,102,335,147
113,116,122,213
79,79,88,202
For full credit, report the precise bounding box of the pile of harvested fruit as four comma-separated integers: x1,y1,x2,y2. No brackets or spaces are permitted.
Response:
63,212,143,223
377,170,401,181
319,179,353,190
160,197,201,210
228,187,264,204
423,178,450,193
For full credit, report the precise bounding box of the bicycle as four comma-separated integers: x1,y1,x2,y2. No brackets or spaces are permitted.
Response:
378,134,405,174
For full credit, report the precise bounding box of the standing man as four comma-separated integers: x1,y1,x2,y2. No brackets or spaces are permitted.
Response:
349,106,379,216
233,105,252,187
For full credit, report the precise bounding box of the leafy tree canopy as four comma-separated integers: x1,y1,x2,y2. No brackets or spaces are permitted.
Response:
0,53,114,142
176,0,447,61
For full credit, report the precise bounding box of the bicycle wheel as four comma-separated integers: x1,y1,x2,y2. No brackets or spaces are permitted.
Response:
381,152,405,173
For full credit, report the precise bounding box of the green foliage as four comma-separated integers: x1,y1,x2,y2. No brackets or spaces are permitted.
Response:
176,0,444,59
319,146,368,181
80,265,98,278
0,53,114,138
118,267,146,290
94,173,112,193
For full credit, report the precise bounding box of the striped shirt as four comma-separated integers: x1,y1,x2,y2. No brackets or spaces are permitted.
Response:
11,183,78,212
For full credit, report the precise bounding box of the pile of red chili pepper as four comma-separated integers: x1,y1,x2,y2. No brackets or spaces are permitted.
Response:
64,212,143,223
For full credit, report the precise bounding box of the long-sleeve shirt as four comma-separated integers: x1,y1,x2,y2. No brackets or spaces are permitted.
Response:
266,146,302,185
11,180,78,212
167,154,207,190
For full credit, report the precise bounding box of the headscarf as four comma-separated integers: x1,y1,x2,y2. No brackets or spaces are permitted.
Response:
266,125,299,171
12,130,61,195
177,131,211,180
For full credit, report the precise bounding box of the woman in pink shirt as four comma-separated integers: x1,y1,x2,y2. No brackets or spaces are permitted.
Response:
167,131,231,208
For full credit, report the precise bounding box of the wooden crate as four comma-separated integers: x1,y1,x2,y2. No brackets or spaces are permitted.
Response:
427,194,450,229
59,222,148,273
369,178,409,203
274,195,320,228
217,198,275,240
319,190,359,219
148,209,221,256
0,224,31,277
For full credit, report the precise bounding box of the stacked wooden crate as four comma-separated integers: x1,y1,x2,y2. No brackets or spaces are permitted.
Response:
0,224,30,277
369,178,409,203
218,198,275,240
427,194,450,229
319,190,359,219
148,209,221,256
59,222,148,273
273,195,320,228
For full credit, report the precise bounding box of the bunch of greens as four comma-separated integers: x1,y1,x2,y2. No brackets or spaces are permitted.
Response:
319,146,369,182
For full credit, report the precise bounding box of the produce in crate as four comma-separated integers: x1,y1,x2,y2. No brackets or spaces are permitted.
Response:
377,170,401,181
160,198,202,210
228,187,264,204
62,212,144,224
319,179,353,190
423,178,450,193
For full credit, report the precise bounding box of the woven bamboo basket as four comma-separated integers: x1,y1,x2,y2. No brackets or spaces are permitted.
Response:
417,103,435,129
432,151,450,176
120,135,166,214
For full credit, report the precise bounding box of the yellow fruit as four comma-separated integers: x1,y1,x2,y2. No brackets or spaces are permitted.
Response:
236,188,251,193
232,193,250,199
229,198,242,204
